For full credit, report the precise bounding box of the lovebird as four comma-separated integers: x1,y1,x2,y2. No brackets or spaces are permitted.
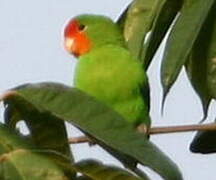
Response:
64,14,150,132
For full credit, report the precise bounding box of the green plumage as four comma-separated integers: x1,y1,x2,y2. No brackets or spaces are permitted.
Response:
74,15,150,127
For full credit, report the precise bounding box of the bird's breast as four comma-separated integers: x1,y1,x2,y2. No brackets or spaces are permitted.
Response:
74,46,145,105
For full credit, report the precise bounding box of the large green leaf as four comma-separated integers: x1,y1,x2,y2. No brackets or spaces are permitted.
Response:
1,150,70,180
75,159,144,180
141,0,182,70
184,2,216,119
1,82,183,180
40,152,143,180
205,4,216,99
189,4,216,153
161,0,215,103
118,0,160,59
0,124,71,180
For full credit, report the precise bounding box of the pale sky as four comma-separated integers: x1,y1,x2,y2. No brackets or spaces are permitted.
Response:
0,0,216,179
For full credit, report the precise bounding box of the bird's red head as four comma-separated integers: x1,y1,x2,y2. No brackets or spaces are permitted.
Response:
64,19,91,57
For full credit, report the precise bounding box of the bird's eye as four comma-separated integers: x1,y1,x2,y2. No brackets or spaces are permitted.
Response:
78,24,86,31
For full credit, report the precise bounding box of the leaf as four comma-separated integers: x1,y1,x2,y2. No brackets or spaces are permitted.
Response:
0,123,34,153
39,153,142,180
205,5,216,99
0,124,70,180
141,0,182,70
116,4,129,31
4,104,22,129
185,51,211,120
118,0,160,59
185,56,211,120
76,176,92,180
75,159,144,180
190,129,216,154
4,87,76,178
184,3,216,119
4,89,74,163
160,0,215,104
1,150,69,180
189,3,216,152
1,82,183,180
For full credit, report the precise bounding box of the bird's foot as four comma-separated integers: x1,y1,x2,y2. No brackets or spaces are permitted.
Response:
137,124,149,135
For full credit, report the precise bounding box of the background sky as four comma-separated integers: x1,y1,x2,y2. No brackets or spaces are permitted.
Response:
0,0,216,179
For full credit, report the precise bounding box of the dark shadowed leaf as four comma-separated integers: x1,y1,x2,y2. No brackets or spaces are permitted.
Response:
205,4,216,99
190,128,216,154
161,0,215,106
190,5,216,150
185,57,211,120
116,4,129,31
118,0,160,59
39,152,142,180
4,104,22,129
186,2,216,120
141,0,182,70
76,177,92,180
185,53,211,120
75,159,144,180
1,82,183,180
0,124,70,180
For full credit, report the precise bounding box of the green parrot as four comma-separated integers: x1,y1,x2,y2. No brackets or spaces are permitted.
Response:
64,14,150,131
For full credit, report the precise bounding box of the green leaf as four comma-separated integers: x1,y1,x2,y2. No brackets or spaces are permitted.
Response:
75,159,144,180
141,0,182,70
4,104,22,129
185,2,216,119
161,0,215,103
185,52,211,120
0,124,70,180
2,82,183,180
4,86,74,159
119,0,160,59
4,102,74,161
40,153,142,180
184,6,216,119
4,87,76,178
0,124,33,154
116,4,129,31
1,150,69,180
189,4,216,153
205,6,216,99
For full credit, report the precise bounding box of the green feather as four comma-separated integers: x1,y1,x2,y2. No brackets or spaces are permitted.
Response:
74,15,150,127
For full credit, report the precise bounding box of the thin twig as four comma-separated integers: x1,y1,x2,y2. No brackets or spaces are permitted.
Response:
149,123,216,135
68,123,216,144
68,136,90,144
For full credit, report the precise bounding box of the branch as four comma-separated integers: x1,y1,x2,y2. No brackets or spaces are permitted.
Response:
68,123,216,144
149,123,216,134
68,136,90,144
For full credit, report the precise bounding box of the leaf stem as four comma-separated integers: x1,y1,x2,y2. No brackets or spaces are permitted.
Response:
68,123,216,144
